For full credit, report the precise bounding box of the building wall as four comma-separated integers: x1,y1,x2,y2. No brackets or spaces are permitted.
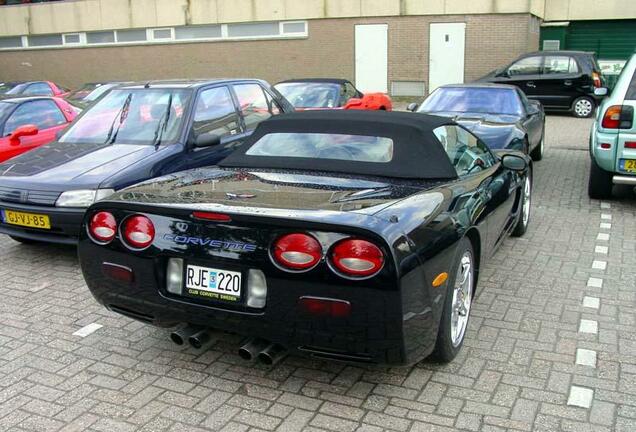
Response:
0,14,538,92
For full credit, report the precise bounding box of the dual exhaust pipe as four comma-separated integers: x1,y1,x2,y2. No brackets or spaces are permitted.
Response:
170,326,287,366
170,325,214,349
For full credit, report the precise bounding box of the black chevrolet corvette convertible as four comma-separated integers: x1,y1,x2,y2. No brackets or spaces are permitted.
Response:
78,111,532,366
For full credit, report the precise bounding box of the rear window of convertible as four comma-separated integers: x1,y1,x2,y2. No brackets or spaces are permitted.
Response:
245,132,394,163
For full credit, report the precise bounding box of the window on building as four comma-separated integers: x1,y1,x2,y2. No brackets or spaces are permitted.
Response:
28,34,63,47
151,28,173,40
227,22,279,38
434,125,495,176
282,22,306,34
193,86,240,138
5,100,66,134
0,37,22,49
175,25,222,40
507,56,543,76
542,40,560,51
63,33,81,44
86,31,115,44
116,29,147,43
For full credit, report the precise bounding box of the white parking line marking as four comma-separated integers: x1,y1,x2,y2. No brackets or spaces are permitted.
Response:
595,245,608,254
587,277,603,288
73,323,103,338
576,349,597,368
600,202,611,209
582,296,600,309
599,222,612,229
596,233,610,241
579,319,598,334
601,214,612,220
592,260,607,270
567,386,594,408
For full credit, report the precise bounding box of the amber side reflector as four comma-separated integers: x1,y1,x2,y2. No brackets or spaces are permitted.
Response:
192,211,232,222
432,272,448,287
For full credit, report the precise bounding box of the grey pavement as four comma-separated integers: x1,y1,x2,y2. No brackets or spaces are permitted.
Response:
1,114,635,431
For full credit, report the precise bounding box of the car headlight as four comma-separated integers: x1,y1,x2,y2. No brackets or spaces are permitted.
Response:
55,189,115,208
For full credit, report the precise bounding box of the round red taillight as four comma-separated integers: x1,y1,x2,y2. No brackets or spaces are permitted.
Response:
121,215,155,249
330,239,384,278
88,211,117,244
272,233,322,271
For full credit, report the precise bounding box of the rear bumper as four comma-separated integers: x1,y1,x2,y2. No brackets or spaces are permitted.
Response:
78,241,437,365
613,175,636,185
0,201,84,244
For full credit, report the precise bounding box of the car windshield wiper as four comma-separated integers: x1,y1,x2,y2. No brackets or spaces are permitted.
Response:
104,93,133,144
151,93,173,148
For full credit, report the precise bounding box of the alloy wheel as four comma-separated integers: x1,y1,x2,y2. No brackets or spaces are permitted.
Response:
450,251,473,347
522,175,531,227
574,99,593,117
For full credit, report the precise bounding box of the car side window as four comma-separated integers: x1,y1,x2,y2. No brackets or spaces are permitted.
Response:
508,56,543,76
192,86,240,139
4,100,67,135
544,56,579,74
233,83,275,130
341,82,357,105
263,89,282,115
23,83,54,96
434,125,495,177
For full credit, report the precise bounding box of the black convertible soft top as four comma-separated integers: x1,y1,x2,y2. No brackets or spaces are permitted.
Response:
219,110,458,180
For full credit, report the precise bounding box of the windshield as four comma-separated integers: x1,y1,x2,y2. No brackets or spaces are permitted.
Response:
0,83,20,94
419,87,523,116
59,89,191,145
246,132,393,163
274,83,340,108
67,84,105,101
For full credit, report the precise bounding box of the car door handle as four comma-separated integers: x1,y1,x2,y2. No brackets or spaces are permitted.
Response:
564,80,573,86
526,82,536,88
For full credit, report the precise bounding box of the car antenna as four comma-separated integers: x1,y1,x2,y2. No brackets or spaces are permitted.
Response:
144,82,151,88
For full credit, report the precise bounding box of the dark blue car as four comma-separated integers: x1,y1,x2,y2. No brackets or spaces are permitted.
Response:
0,79,293,245
409,83,545,161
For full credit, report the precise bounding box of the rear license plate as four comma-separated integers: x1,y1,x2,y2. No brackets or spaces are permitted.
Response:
184,264,242,302
620,159,636,173
2,209,51,229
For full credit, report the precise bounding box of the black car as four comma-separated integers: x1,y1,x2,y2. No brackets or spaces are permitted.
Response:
408,83,545,160
478,50,606,118
0,79,292,245
78,110,532,366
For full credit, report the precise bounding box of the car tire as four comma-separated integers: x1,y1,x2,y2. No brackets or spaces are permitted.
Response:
512,171,532,237
431,237,475,363
588,158,613,199
530,132,544,161
9,236,40,245
572,96,595,118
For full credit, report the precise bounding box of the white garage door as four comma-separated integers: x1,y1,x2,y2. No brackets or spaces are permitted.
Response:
429,23,466,93
355,24,388,93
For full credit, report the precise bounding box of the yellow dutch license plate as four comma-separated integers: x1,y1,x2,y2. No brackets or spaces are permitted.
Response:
624,159,636,172
2,210,51,230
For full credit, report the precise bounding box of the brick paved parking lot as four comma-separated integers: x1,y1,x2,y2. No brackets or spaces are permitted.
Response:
1,114,635,432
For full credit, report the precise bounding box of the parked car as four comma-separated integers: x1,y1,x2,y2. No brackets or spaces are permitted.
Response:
0,81,70,98
408,83,545,160
478,50,606,118
0,96,76,162
77,110,532,365
66,82,132,110
0,79,292,245
274,78,392,111
588,53,636,198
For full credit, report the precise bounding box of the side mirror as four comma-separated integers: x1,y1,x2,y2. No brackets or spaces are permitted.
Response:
501,154,528,171
407,102,419,112
594,87,608,97
194,132,221,148
344,98,363,109
9,124,38,145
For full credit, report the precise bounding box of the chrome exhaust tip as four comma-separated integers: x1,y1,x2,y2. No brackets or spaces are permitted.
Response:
170,325,201,345
238,338,270,361
188,328,214,349
257,343,287,366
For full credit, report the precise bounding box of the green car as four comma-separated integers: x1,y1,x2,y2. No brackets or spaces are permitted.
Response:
589,53,636,199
